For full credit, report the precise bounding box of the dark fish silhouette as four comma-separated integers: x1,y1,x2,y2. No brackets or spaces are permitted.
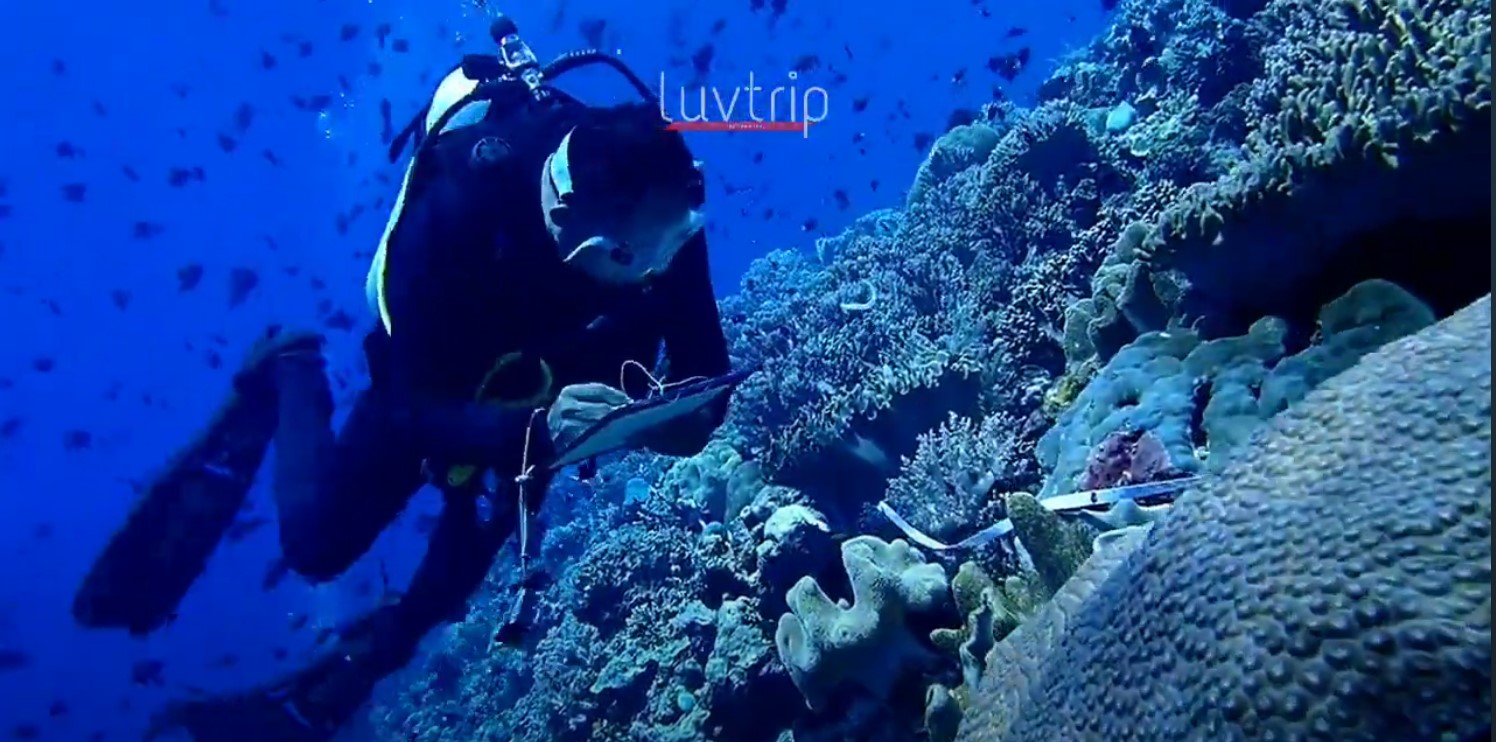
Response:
176,264,204,292
130,659,165,687
62,430,92,451
260,558,291,591
0,649,30,672
227,267,259,308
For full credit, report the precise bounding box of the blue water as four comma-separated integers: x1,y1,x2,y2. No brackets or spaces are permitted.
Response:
0,1,1115,739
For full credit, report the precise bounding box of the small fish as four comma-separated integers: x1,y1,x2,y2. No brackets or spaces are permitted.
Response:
0,649,31,672
177,264,204,292
986,48,1031,82
227,267,259,308
62,430,92,451
324,310,355,331
233,103,255,132
260,558,291,591
378,99,394,144
691,44,714,78
130,659,165,686
579,18,607,47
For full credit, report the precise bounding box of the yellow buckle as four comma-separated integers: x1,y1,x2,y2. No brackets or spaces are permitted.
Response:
444,352,554,489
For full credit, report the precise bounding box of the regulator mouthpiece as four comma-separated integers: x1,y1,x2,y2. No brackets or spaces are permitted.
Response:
490,14,542,91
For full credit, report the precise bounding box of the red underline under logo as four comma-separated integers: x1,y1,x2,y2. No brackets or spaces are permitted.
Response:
665,121,810,132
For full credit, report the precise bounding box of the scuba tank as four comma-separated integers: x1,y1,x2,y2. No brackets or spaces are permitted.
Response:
386,13,659,165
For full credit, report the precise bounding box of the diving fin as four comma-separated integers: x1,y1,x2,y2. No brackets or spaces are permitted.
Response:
73,389,278,636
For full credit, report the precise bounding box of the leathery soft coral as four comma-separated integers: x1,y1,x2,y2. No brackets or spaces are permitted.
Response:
775,536,950,709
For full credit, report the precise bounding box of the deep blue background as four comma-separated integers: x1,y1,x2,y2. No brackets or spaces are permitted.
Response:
0,0,1109,737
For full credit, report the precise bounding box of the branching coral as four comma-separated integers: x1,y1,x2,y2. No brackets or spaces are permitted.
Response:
878,412,1037,546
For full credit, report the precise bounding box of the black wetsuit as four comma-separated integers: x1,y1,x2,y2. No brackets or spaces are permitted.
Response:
264,87,730,725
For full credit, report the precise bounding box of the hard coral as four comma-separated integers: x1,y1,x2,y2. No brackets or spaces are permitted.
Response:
878,412,1037,547
960,295,1493,741
1040,278,1436,498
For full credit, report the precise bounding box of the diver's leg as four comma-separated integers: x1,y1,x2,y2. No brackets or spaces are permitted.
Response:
394,472,553,632
147,470,557,742
73,327,322,635
271,352,425,582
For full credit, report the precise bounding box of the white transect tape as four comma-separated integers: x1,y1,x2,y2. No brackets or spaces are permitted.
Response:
877,476,1202,552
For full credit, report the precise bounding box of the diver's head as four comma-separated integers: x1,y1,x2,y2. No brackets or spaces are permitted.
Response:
540,102,705,285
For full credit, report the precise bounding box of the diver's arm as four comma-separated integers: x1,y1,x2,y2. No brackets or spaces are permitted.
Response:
645,232,733,457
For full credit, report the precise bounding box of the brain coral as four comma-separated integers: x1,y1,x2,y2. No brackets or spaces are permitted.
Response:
959,294,1492,741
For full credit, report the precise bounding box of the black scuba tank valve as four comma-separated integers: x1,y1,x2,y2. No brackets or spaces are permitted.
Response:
490,14,543,93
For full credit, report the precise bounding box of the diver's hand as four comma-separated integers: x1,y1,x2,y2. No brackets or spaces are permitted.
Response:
546,383,631,452
234,326,326,400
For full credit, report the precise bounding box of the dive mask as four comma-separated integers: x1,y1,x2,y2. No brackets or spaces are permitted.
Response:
548,128,706,283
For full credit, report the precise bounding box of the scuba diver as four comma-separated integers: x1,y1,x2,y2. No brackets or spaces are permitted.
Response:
76,16,739,742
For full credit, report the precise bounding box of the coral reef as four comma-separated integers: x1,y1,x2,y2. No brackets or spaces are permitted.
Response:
1039,278,1436,498
1065,0,1491,357
367,0,1490,738
876,411,1037,551
959,295,1492,740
